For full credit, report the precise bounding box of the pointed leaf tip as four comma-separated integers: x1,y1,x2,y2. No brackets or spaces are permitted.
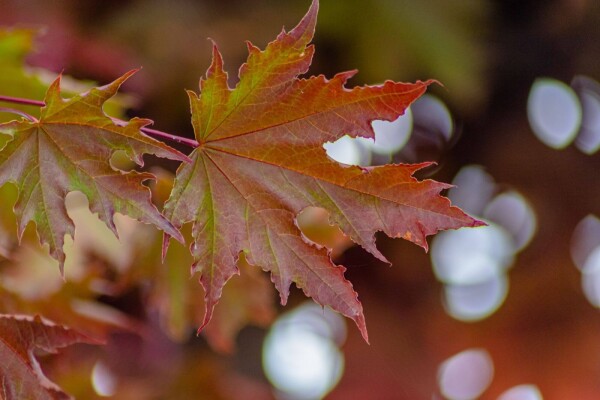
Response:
208,41,224,76
196,282,220,336
90,69,139,103
289,0,319,37
160,216,184,245
42,74,64,109
161,233,171,261
354,312,369,344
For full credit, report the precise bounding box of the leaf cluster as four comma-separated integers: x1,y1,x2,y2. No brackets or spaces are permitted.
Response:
0,1,481,397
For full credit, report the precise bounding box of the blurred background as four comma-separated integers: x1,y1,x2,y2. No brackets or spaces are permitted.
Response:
1,0,600,399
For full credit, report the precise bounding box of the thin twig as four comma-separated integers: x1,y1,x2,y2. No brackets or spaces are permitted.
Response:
141,127,199,147
0,107,38,122
0,95,44,107
0,95,199,148
109,118,199,147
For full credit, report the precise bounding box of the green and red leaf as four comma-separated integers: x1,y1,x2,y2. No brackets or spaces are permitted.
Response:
0,71,186,271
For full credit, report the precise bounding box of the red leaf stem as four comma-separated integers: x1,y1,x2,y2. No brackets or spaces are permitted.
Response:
0,94,198,148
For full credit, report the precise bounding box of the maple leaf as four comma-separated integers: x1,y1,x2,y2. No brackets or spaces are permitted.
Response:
164,0,483,341
0,314,102,400
0,71,187,271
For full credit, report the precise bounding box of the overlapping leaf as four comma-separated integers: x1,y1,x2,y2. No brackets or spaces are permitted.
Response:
0,314,101,400
145,171,276,351
0,72,186,271
164,0,483,341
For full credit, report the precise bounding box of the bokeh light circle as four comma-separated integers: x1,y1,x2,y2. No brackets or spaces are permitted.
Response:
431,222,515,285
263,303,346,399
484,191,537,252
443,274,509,322
497,384,543,400
323,135,371,166
438,349,494,400
572,75,600,154
91,361,118,397
370,109,413,154
448,165,496,217
527,78,582,149
411,94,454,140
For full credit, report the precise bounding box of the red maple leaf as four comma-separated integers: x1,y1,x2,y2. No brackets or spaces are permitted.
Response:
163,0,483,341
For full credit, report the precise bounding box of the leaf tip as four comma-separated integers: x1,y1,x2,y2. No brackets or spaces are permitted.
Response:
167,225,185,246
208,40,225,76
118,68,140,83
196,321,208,336
48,73,63,91
94,69,139,102
245,40,260,55
43,73,65,110
58,264,66,281
424,78,443,88
333,70,358,86
161,233,171,261
181,153,193,164
471,218,488,228
354,311,369,344
194,260,240,336
288,0,319,42
186,89,199,104
197,292,217,336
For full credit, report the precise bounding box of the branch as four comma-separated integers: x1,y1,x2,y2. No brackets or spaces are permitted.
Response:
108,118,199,148
0,107,38,122
0,95,44,107
0,95,199,148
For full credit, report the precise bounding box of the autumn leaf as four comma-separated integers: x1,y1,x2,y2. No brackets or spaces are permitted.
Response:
0,314,102,400
0,71,187,271
163,0,483,342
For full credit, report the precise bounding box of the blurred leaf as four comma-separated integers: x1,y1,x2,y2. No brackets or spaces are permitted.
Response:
0,28,130,123
0,314,101,400
318,0,489,111
0,29,48,122
0,182,18,257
